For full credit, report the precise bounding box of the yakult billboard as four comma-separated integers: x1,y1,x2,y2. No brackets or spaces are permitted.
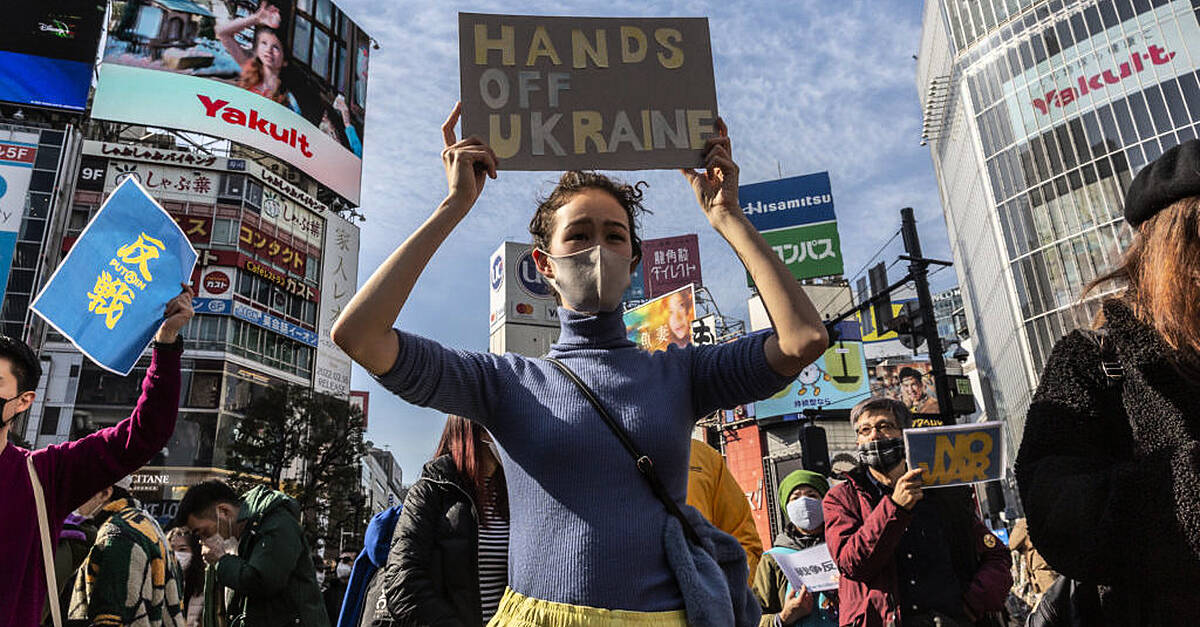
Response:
93,0,371,204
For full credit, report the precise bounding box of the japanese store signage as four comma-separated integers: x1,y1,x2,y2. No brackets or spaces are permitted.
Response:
641,234,701,299
106,161,219,203
231,300,318,347
238,253,318,302
31,178,197,374
314,210,360,397
238,223,307,276
738,172,843,283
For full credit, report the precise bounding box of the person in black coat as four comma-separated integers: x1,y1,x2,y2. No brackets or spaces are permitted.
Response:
381,415,508,626
1015,139,1200,625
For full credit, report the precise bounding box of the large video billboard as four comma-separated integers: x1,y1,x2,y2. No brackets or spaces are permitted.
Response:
755,319,867,419
0,2,106,111
93,0,371,204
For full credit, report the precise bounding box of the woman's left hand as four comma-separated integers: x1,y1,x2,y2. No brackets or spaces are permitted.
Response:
680,117,741,225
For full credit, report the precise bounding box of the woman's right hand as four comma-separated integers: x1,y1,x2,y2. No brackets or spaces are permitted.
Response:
441,102,497,214
254,2,282,28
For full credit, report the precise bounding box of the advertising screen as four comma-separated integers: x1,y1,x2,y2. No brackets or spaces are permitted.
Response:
93,0,371,204
0,2,106,111
623,284,694,353
870,361,942,420
755,319,867,419
641,234,701,299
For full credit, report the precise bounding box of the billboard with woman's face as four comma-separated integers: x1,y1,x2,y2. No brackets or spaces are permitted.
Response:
92,0,371,204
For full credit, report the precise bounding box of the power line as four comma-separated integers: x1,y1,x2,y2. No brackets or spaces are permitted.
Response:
844,228,902,284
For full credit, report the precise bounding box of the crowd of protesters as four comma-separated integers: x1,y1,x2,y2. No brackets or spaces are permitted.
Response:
5,114,1200,627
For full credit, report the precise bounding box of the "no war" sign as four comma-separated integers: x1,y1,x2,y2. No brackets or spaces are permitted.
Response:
903,421,1007,489
459,13,717,171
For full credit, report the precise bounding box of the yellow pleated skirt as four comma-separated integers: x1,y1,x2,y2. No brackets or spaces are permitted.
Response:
487,588,689,627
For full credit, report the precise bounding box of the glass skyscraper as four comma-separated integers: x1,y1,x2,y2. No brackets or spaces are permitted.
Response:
918,0,1200,457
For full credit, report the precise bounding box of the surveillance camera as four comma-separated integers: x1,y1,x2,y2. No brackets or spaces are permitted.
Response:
953,346,969,363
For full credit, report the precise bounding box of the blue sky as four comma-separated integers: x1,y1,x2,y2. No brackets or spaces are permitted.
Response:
337,0,958,482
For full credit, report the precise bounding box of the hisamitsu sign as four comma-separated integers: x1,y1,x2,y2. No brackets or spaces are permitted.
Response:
739,172,843,283
459,13,718,170
31,178,198,375
903,422,1007,489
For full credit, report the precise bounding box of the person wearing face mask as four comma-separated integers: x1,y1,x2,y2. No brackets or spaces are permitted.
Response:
0,287,192,627
752,470,838,627
380,416,508,626
324,552,356,623
333,104,827,626
823,398,1011,627
166,527,205,627
66,476,186,625
171,479,328,626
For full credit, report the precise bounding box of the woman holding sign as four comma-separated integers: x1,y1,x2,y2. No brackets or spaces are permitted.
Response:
1016,140,1200,624
332,103,828,626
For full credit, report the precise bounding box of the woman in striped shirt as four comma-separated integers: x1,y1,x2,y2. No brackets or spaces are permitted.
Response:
382,415,509,625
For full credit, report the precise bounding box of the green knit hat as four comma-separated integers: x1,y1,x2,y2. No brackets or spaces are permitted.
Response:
777,470,830,516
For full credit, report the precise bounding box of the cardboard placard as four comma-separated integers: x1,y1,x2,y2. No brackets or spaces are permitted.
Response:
459,13,717,170
903,422,1007,489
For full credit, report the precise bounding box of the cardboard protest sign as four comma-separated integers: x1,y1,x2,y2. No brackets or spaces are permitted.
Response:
768,544,839,593
903,422,1007,489
459,13,717,170
624,284,694,352
31,178,198,375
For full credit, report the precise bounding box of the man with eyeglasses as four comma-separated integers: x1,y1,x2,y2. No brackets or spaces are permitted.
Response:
822,397,1011,627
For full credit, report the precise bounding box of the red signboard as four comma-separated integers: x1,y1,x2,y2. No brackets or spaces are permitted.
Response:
238,223,307,276
723,424,771,548
642,234,702,299
171,214,213,245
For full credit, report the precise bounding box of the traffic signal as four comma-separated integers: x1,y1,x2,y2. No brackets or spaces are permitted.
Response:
799,424,831,475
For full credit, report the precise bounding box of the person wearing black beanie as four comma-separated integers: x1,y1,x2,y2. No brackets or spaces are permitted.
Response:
1016,139,1200,625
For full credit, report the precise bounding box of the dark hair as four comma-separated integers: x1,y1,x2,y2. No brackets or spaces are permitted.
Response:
108,485,131,503
897,367,923,383
166,526,204,600
434,416,508,526
172,480,239,527
529,171,650,262
0,335,41,393
850,397,912,431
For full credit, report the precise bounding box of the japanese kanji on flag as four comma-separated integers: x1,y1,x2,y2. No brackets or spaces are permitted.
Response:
31,177,198,374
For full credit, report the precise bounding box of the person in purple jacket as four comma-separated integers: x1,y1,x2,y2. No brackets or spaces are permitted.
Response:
0,285,193,626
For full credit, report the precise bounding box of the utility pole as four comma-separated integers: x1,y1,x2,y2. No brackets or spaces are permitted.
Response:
900,207,954,424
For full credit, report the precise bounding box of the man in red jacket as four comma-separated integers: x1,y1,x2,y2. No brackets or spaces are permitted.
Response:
823,397,1010,627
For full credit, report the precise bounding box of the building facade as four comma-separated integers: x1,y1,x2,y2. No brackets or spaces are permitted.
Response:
362,446,404,515
14,127,361,516
918,0,1200,457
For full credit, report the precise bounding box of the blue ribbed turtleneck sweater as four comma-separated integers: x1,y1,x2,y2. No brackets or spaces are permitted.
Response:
376,307,794,611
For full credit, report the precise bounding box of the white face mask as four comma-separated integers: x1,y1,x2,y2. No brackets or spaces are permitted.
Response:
215,511,239,555
539,245,632,314
336,563,352,579
787,496,825,533
175,550,192,571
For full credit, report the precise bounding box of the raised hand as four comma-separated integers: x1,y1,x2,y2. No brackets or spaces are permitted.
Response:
441,102,498,214
254,2,281,28
680,117,740,224
155,284,195,344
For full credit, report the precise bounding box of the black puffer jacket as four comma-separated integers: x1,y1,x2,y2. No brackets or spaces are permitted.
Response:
381,455,482,627
1015,299,1200,625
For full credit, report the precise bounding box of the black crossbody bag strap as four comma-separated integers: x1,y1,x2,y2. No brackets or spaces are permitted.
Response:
545,357,703,546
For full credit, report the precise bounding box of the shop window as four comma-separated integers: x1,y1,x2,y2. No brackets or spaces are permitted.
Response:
212,217,239,246
293,18,312,65
218,174,245,202
244,179,263,210
33,146,60,171
38,406,60,436
187,372,222,409
19,218,44,243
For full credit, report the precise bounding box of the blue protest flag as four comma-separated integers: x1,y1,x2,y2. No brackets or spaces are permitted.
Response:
31,177,197,375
